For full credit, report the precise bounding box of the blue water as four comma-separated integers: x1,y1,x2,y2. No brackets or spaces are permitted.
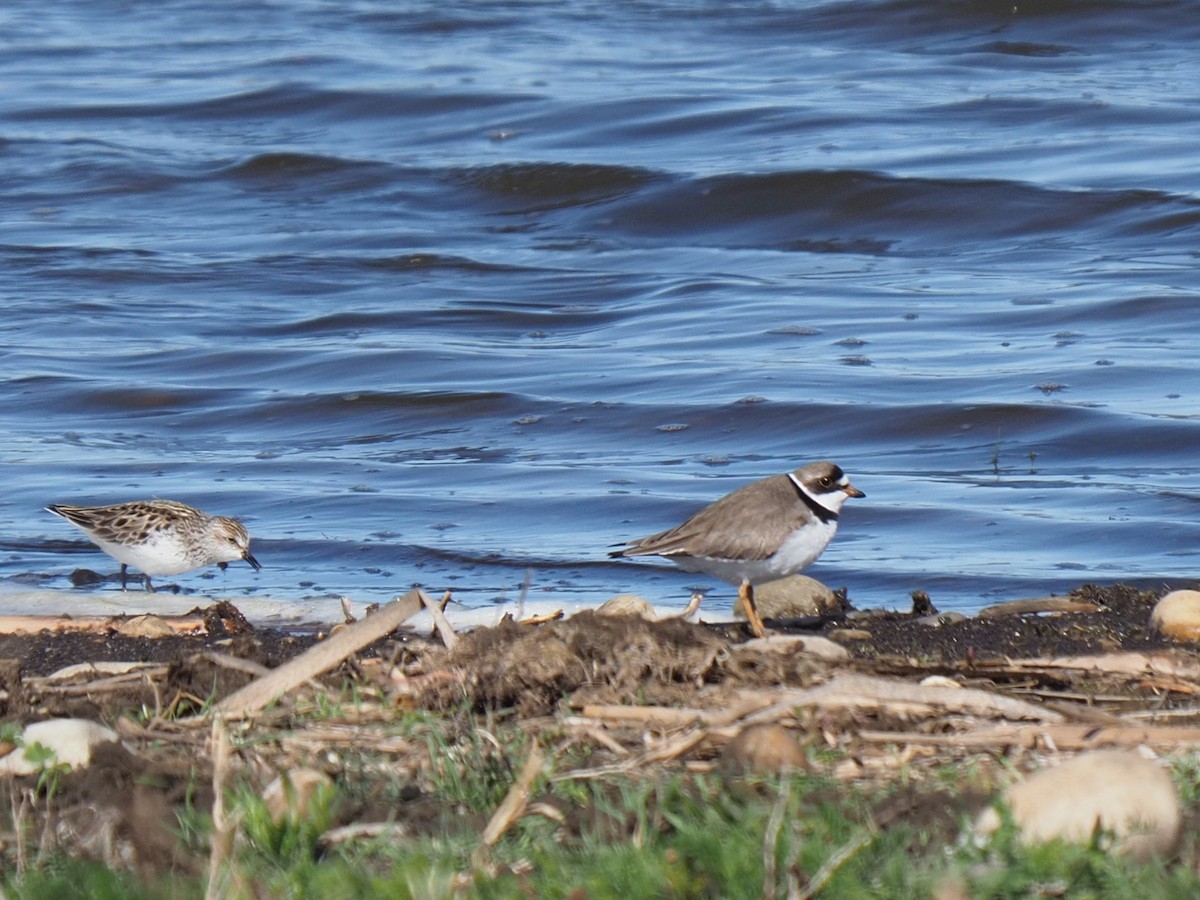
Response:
3,0,1200,616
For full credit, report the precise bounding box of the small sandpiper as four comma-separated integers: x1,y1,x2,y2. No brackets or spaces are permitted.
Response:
46,499,262,592
610,460,863,637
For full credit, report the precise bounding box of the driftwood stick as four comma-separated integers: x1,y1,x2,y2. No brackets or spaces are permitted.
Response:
320,822,409,847
521,610,564,625
581,704,716,728
977,597,1100,618
579,691,777,731
477,741,547,853
203,718,236,900
738,674,1063,727
211,590,424,720
663,592,703,621
856,722,1200,751
419,587,458,651
582,675,1061,737
763,777,790,900
797,825,876,900
642,728,707,764
199,652,272,678
976,651,1200,681
0,614,208,635
37,670,171,697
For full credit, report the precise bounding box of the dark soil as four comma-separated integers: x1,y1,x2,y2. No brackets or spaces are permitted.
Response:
838,583,1176,663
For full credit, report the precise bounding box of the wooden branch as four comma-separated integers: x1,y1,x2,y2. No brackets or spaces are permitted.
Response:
419,587,458,651
204,718,235,900
579,674,1058,741
737,674,1063,726
320,822,409,846
642,728,707,764
521,610,564,625
855,722,1200,751
477,741,547,852
975,651,1200,681
0,614,208,635
580,704,715,728
210,589,424,720
977,597,1100,618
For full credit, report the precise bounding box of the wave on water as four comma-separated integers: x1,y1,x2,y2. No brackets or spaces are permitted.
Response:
5,0,1200,616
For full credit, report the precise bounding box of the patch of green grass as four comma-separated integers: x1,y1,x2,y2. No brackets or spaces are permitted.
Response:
236,780,339,865
9,741,1200,900
1167,752,1200,807
950,811,1197,900
1,858,192,900
422,714,532,813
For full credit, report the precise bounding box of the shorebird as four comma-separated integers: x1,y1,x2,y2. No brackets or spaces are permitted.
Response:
610,460,863,637
46,499,261,592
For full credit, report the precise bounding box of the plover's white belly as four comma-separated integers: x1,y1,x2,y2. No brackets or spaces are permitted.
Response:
671,519,839,585
94,532,199,576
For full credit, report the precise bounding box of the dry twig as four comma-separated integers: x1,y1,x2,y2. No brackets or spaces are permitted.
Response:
203,718,235,900
212,589,423,719
476,740,547,859
419,587,458,650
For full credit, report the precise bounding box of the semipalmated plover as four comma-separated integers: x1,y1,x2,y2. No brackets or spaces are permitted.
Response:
610,460,863,637
47,500,262,592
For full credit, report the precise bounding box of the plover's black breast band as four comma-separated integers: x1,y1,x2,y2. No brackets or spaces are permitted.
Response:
787,473,839,524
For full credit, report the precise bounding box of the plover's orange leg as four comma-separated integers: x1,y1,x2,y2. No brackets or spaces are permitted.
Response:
737,580,767,638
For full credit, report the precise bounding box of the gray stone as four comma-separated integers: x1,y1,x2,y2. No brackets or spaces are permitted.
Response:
732,575,838,620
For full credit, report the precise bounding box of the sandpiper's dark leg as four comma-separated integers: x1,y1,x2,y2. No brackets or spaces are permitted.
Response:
738,580,766,638
145,574,156,593
120,564,129,591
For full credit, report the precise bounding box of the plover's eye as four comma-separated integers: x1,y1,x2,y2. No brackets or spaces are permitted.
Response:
819,477,833,488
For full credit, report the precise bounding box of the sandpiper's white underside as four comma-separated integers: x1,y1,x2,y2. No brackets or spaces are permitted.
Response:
667,517,839,585
91,532,204,576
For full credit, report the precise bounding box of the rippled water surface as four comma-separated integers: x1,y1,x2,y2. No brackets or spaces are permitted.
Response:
3,0,1200,616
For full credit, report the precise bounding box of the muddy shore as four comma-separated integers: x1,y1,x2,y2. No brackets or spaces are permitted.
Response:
3,581,1199,884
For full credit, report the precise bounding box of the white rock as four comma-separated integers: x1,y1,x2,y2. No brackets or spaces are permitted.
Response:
919,675,961,689
115,614,176,638
0,719,120,774
974,750,1181,862
1150,590,1200,642
917,611,967,627
596,594,657,619
738,634,849,661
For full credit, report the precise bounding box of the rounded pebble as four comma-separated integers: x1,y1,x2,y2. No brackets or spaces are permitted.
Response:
974,750,1181,862
0,719,120,774
734,575,838,620
721,724,807,775
596,594,656,619
1150,590,1200,641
